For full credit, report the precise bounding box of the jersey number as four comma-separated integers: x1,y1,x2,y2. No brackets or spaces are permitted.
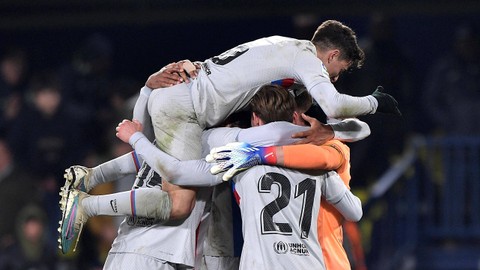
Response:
258,172,316,239
211,45,249,65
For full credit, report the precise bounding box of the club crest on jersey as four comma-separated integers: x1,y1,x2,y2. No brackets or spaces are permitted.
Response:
273,241,310,256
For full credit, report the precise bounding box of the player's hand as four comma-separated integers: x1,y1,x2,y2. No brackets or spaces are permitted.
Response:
206,142,266,181
146,60,198,88
146,62,183,88
116,119,143,143
291,114,334,145
182,60,200,79
371,86,402,116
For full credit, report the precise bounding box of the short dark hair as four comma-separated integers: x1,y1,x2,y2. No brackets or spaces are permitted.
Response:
249,84,296,124
311,20,365,69
287,84,312,114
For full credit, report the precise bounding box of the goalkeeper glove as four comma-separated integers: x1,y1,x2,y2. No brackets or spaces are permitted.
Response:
205,142,277,181
371,86,402,116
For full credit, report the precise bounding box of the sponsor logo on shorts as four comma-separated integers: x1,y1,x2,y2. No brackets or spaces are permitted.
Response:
126,216,157,227
273,241,310,256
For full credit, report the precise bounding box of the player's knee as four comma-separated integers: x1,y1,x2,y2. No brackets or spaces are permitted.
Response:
169,189,196,220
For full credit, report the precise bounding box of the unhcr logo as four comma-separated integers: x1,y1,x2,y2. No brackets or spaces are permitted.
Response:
273,241,288,254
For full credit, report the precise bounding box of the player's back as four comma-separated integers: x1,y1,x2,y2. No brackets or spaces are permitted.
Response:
192,36,320,128
232,165,327,270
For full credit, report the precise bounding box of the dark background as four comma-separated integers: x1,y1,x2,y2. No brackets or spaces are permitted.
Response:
2,0,479,94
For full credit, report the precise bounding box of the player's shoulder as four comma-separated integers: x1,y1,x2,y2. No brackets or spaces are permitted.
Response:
264,121,298,129
259,36,312,47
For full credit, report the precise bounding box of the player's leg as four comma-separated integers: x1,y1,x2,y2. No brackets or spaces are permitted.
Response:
82,187,172,219
62,151,141,193
58,151,141,242
58,187,172,254
161,180,196,220
147,83,203,161
58,151,143,253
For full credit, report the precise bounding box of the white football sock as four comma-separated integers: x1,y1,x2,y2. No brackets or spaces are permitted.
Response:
82,188,172,221
89,151,141,188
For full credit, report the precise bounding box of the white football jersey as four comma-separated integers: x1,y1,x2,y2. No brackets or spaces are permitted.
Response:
191,35,376,128
232,167,351,270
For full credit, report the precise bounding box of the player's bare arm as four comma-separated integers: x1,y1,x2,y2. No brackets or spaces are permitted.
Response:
146,62,184,88
291,114,334,145
146,60,199,88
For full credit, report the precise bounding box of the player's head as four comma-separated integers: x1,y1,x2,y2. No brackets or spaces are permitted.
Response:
249,84,296,126
287,84,328,126
311,20,365,82
288,85,312,126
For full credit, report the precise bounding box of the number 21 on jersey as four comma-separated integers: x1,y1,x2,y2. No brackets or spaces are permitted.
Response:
258,172,316,239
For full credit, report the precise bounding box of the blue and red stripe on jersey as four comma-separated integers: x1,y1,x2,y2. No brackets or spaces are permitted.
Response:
271,78,295,88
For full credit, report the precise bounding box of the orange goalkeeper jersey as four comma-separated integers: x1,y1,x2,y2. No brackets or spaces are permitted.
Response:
282,140,352,270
